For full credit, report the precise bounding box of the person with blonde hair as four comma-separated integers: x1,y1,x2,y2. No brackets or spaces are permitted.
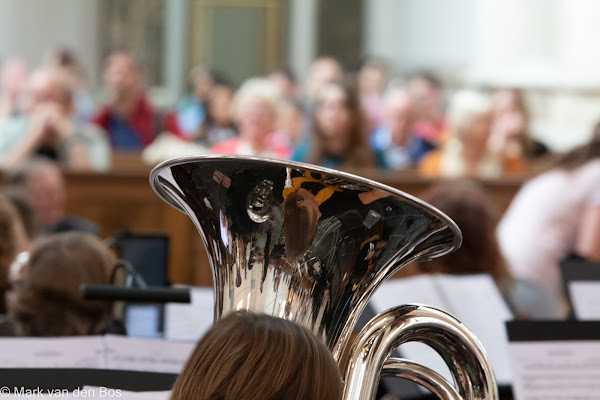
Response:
171,311,343,400
210,78,289,158
419,90,525,177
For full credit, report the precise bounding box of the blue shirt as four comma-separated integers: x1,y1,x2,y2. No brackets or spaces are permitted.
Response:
370,126,435,170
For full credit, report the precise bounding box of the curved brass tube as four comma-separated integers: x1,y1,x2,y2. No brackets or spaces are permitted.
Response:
382,358,462,400
342,304,498,400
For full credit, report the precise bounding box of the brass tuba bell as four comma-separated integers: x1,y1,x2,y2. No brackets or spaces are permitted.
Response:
150,156,497,400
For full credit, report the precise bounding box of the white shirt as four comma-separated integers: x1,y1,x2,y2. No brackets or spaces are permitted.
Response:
497,160,600,298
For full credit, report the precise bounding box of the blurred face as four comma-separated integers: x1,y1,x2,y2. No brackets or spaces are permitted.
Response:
277,103,302,144
315,85,352,142
209,86,233,126
460,111,493,153
104,53,140,98
408,78,442,120
384,92,414,145
237,98,276,145
307,58,342,98
492,89,519,115
193,72,214,102
26,167,65,227
358,66,386,97
28,71,72,115
269,72,296,99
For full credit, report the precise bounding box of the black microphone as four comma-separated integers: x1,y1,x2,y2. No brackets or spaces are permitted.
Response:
81,284,191,303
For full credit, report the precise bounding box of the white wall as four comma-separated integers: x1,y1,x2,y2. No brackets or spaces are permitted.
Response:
0,0,100,86
364,0,477,77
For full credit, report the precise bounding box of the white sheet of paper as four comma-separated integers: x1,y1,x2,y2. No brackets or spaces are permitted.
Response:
0,336,104,369
165,287,214,341
103,335,195,374
371,274,513,384
569,281,600,320
509,341,600,400
434,274,513,384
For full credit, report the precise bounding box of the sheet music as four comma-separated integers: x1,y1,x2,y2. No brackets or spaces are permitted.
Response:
569,281,600,319
371,274,513,384
0,336,194,373
165,287,214,341
509,341,600,399
104,335,195,374
0,336,104,369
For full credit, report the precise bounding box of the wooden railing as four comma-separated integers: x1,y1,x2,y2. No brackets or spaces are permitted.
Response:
64,167,528,286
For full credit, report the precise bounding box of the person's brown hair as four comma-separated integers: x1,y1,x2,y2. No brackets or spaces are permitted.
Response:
555,120,600,170
0,194,27,313
417,180,511,285
7,232,116,336
308,81,374,169
171,311,343,400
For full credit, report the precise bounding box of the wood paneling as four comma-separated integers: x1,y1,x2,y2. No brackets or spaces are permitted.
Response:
64,168,526,287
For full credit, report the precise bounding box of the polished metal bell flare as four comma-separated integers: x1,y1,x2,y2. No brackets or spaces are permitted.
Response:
150,156,496,400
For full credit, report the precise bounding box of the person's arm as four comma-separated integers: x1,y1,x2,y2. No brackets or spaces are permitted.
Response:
0,112,49,168
576,203,600,261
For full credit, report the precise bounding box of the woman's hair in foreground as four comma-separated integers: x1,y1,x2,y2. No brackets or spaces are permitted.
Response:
7,232,117,336
418,180,511,285
555,119,600,170
171,311,343,400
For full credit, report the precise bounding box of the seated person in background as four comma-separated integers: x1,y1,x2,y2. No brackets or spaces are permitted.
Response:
0,58,28,119
269,66,299,101
171,311,342,400
292,81,376,170
211,78,289,158
46,47,96,124
490,88,549,163
370,86,435,170
166,66,227,140
4,188,38,240
6,232,116,336
0,194,29,315
407,71,446,146
191,81,236,147
418,181,562,319
498,123,600,309
357,58,389,131
419,90,525,178
274,99,304,150
0,67,110,171
93,51,160,151
10,158,97,234
304,57,344,108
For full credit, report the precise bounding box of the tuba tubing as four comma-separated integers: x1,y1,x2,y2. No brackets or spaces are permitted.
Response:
342,304,498,400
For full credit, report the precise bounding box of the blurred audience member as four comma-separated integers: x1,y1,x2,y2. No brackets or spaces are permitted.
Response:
357,58,388,130
304,57,344,106
371,86,435,170
269,66,299,101
0,67,110,171
168,66,228,140
275,99,304,150
420,90,523,177
419,181,562,319
46,47,95,124
171,311,342,400
0,58,28,118
11,158,97,234
292,82,375,169
498,123,600,307
93,51,160,151
6,232,116,336
407,71,446,145
490,88,549,162
4,188,38,241
211,78,288,158
196,82,236,146
0,194,29,314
